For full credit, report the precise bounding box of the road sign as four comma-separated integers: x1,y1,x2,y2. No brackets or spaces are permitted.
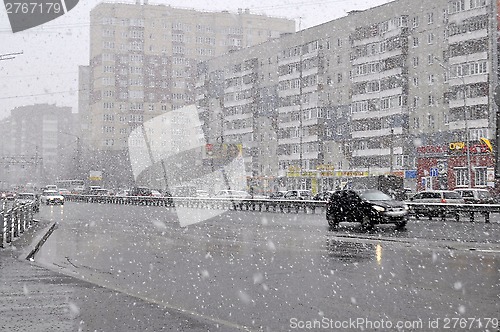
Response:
429,168,439,177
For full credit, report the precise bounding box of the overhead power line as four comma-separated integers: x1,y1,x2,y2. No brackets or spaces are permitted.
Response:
0,89,87,100
0,51,23,61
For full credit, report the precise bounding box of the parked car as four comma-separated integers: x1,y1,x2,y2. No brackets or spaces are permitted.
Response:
14,192,40,212
409,190,465,218
283,190,312,200
454,188,496,204
90,188,110,196
326,189,409,230
40,190,64,205
313,191,335,201
269,191,287,199
151,190,162,197
129,187,153,196
410,190,465,204
1,191,16,200
58,188,72,195
214,190,251,199
115,189,130,197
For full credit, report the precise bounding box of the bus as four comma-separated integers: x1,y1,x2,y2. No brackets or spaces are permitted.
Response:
55,179,85,193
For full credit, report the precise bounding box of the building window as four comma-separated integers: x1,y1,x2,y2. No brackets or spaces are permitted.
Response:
413,57,419,67
428,74,435,84
475,167,487,186
449,0,465,14
428,95,435,106
413,96,419,107
412,16,419,28
428,114,435,129
427,12,434,24
455,167,469,187
412,37,419,47
470,0,486,9
427,32,435,44
412,117,420,129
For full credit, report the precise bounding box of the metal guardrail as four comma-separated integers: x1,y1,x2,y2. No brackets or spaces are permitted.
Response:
63,194,327,214
0,201,37,248
62,194,498,223
407,202,498,223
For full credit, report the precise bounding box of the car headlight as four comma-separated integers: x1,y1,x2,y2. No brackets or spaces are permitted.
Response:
372,205,385,212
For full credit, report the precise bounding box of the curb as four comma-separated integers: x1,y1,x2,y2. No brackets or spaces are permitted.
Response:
25,221,57,261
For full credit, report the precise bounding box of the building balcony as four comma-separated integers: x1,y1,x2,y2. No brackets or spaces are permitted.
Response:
278,120,300,128
278,88,300,98
448,118,489,131
352,87,403,102
223,98,254,107
225,127,253,136
225,83,254,94
351,48,403,66
351,67,402,84
351,126,403,139
226,112,253,122
352,27,406,47
277,50,319,66
448,74,488,87
351,106,405,121
449,96,488,109
278,137,301,145
449,52,488,65
447,6,488,22
352,146,403,157
448,29,488,44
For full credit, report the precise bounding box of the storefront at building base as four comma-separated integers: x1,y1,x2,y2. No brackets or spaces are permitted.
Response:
416,142,495,191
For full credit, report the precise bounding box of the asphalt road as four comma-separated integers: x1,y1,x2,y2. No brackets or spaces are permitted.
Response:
35,202,500,331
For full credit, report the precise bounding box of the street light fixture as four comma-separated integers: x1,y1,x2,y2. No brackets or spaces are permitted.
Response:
435,57,472,188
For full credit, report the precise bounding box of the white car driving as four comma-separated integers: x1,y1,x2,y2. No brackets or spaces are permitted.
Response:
40,190,65,205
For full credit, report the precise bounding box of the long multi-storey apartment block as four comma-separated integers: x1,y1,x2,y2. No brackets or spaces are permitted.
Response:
196,0,498,193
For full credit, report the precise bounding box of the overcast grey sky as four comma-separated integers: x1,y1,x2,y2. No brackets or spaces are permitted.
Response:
0,0,391,119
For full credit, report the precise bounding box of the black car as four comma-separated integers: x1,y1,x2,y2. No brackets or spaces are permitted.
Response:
326,189,409,230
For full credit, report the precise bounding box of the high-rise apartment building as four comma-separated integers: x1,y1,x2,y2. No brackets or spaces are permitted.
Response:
0,104,76,187
196,0,499,193
85,1,295,187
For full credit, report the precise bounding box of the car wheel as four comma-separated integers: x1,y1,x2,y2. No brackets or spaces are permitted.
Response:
395,219,407,230
360,214,373,231
327,215,339,229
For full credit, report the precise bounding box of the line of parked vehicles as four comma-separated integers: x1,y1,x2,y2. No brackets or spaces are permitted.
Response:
3,182,498,232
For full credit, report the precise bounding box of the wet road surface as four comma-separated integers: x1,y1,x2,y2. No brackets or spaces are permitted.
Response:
35,202,500,331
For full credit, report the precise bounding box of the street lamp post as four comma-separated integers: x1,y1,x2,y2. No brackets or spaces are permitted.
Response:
435,57,472,187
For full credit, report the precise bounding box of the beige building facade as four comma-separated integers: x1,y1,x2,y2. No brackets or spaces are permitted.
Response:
196,0,499,193
85,1,295,187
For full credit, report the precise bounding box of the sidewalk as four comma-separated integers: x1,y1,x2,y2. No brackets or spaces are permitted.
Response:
0,219,231,332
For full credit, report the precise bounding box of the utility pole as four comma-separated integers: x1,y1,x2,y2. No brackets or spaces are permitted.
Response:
435,57,471,187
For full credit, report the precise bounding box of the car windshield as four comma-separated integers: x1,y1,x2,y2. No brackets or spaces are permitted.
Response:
2,1,499,331
17,194,35,199
359,190,393,201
